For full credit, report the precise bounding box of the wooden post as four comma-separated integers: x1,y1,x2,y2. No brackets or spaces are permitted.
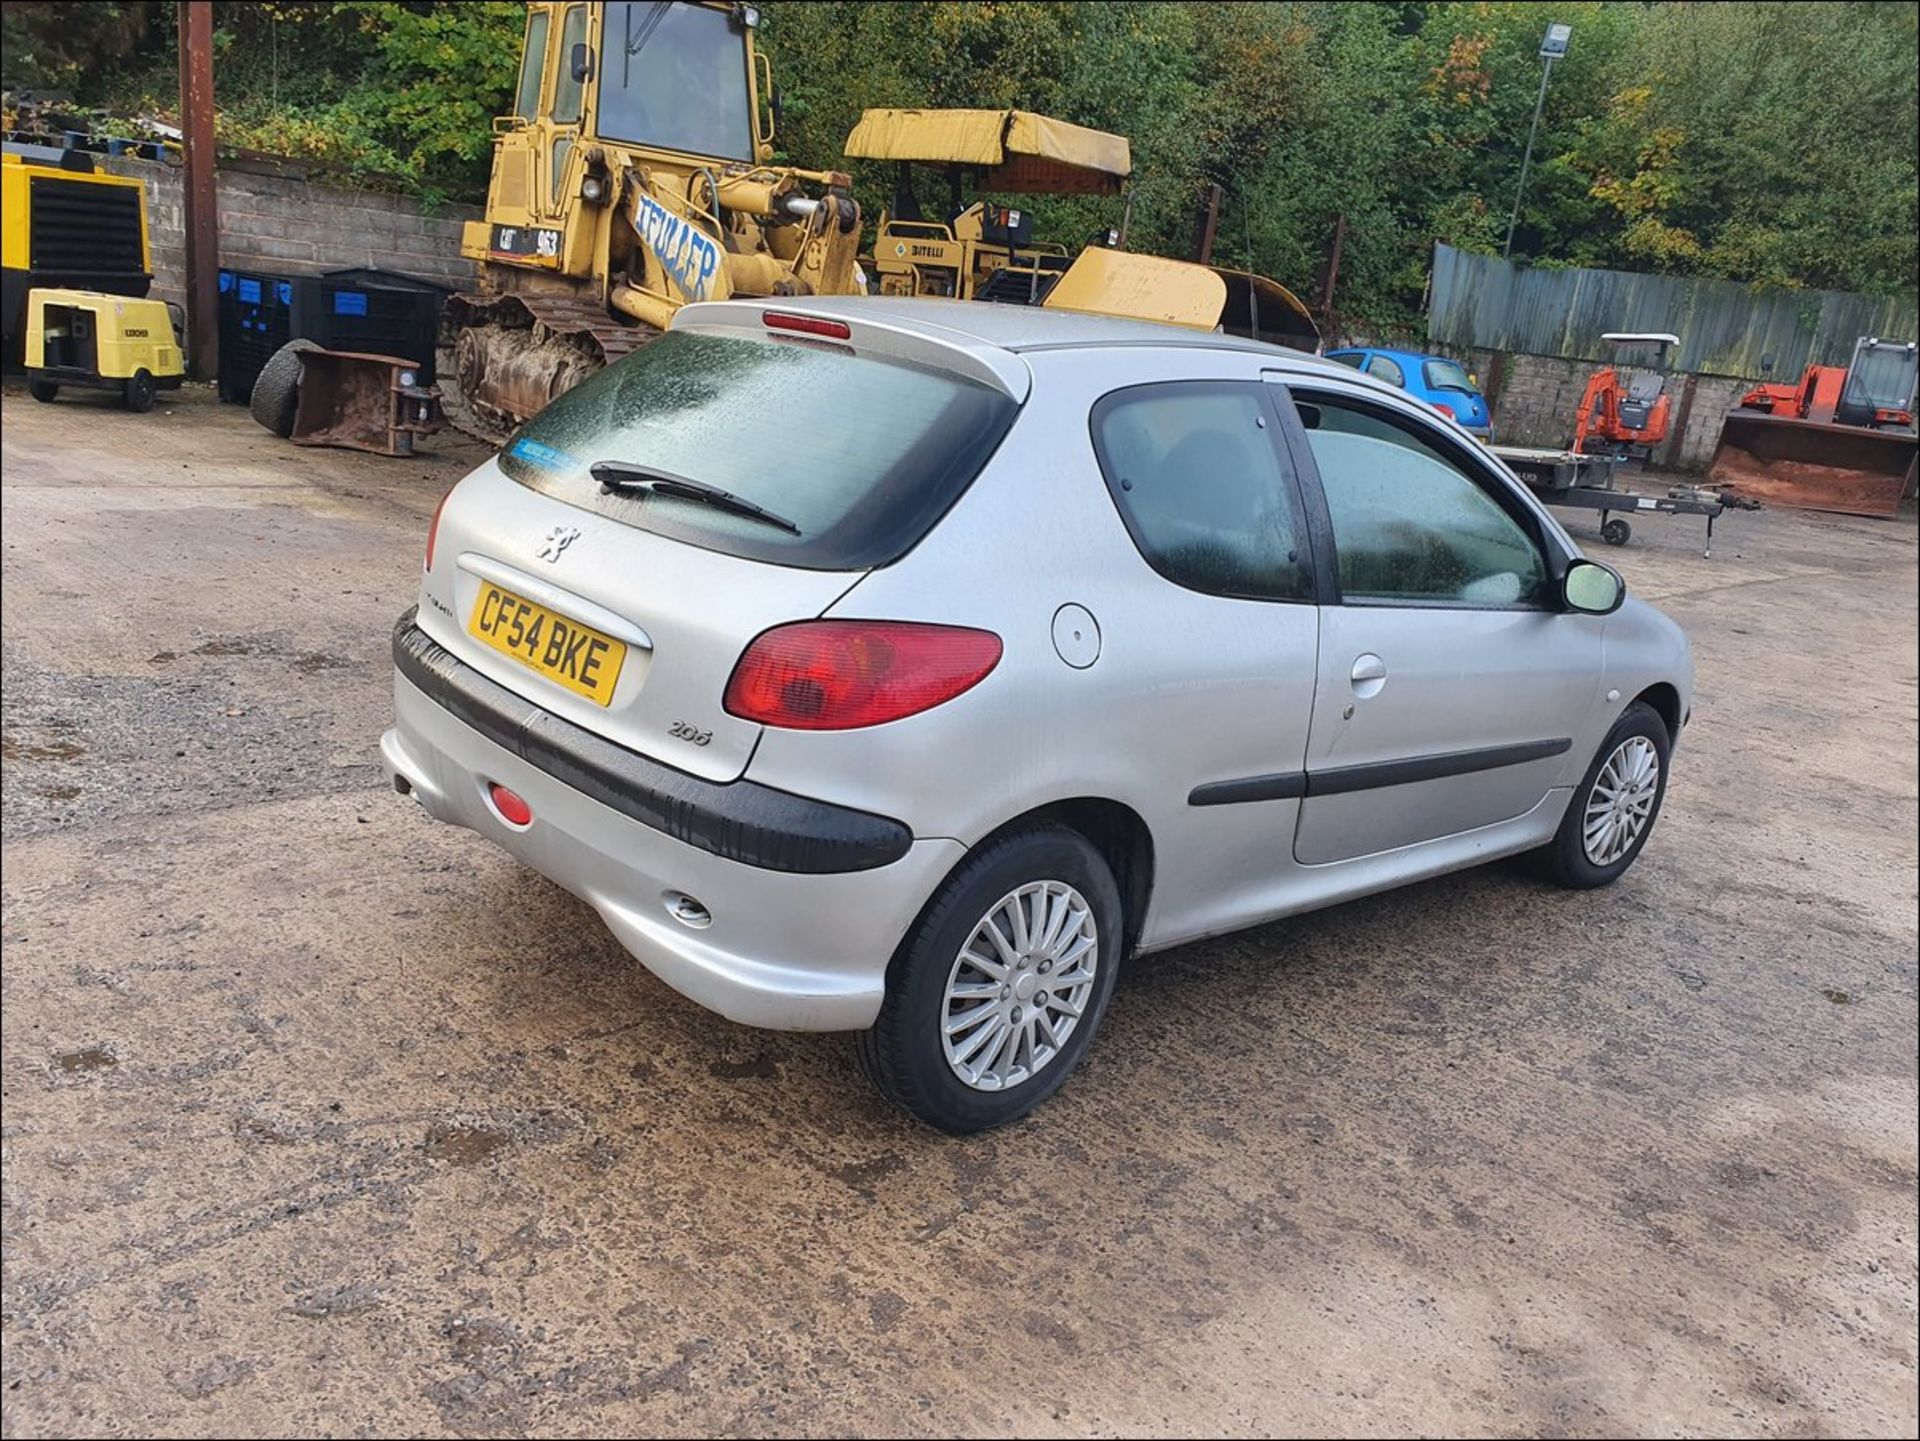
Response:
1190,184,1223,265
178,1,219,380
1315,212,1346,337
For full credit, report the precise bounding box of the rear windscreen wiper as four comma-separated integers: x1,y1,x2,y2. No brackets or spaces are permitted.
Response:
591,461,801,535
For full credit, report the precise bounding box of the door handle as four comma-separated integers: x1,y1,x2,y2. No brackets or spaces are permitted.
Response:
1350,653,1388,699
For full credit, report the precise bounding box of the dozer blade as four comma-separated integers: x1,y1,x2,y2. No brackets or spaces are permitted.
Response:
1708,412,1917,518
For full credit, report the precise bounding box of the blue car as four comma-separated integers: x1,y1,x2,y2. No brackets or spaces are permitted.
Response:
1323,346,1494,440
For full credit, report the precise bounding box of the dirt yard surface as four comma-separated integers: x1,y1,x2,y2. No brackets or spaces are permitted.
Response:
2,385,1915,1438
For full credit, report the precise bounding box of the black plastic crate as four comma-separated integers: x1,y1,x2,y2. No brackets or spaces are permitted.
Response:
216,269,295,403
216,267,444,403
310,270,442,385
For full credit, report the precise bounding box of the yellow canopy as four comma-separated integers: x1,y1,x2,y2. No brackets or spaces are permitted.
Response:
844,109,1131,195
1044,250,1321,351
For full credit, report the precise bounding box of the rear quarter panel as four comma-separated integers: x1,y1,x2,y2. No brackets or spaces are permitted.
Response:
742,345,1322,949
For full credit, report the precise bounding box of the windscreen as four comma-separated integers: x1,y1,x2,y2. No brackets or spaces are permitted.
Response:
1842,344,1918,413
597,2,754,160
1424,358,1475,392
497,329,1019,570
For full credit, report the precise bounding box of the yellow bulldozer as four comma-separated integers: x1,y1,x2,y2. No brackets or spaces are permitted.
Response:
449,0,863,431
447,6,1320,435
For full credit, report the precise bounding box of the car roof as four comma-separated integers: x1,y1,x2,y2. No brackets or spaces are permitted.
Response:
1331,345,1461,368
676,295,1391,403
727,294,1342,361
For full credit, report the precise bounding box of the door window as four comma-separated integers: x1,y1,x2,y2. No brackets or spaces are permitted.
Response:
551,6,589,124
1090,382,1312,602
513,11,550,119
1365,354,1406,387
551,136,574,205
1293,394,1547,608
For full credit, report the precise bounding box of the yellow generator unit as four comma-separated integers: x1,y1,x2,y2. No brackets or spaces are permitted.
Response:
25,288,184,411
2,150,154,363
449,0,863,432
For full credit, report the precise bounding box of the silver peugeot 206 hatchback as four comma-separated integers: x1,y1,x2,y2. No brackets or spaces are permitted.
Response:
383,298,1692,1132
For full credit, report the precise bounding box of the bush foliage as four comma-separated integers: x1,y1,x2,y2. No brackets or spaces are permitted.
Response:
5,1,1913,325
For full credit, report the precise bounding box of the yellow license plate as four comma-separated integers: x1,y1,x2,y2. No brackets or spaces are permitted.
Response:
468,582,626,706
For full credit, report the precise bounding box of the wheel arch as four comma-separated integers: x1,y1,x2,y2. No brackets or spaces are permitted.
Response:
965,797,1156,956
1632,682,1682,739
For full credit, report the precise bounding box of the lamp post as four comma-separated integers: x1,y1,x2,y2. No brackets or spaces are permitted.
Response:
1503,21,1571,261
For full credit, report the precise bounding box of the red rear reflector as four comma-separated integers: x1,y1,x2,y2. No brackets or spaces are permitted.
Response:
763,311,852,341
424,486,453,572
488,783,532,826
724,621,1002,730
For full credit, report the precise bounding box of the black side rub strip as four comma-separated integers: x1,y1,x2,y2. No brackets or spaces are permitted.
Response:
1188,772,1309,807
1188,738,1572,806
392,613,912,874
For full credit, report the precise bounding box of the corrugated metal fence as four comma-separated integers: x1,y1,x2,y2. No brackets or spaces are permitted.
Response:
1428,243,1918,380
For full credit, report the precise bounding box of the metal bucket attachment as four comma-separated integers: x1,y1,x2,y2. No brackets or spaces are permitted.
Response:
1708,412,1917,518
290,349,444,457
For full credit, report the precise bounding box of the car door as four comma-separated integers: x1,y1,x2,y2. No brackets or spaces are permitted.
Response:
1083,377,1324,934
1270,381,1603,866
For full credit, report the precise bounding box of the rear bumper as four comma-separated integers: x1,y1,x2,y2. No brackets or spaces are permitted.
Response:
382,619,961,1031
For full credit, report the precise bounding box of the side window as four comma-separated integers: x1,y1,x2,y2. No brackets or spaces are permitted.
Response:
551,136,574,204
513,11,550,119
1091,383,1312,602
551,6,589,124
1293,393,1547,608
1365,354,1406,388
1326,351,1366,370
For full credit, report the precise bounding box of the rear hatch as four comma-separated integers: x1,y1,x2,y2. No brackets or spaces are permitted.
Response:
415,316,1022,783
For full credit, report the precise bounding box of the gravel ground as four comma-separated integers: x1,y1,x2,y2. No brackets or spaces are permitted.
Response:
2,384,1915,1437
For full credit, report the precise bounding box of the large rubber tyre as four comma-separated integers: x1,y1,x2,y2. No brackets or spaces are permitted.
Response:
29,379,58,403
1535,701,1672,889
249,338,319,438
123,368,156,413
856,826,1123,1134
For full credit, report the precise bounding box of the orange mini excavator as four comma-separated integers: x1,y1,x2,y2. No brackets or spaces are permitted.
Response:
1572,332,1677,460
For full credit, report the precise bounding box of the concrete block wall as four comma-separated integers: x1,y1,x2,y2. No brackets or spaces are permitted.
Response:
100,154,479,330
1443,348,1753,472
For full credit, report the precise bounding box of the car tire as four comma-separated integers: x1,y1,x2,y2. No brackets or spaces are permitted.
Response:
1535,701,1671,889
123,368,156,413
249,338,319,438
856,825,1124,1134
29,379,58,403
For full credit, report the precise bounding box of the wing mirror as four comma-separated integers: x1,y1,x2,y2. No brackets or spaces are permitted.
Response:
570,43,593,83
1562,558,1625,615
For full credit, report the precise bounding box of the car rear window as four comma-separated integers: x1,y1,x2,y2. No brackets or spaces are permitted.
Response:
496,329,1019,570
1424,358,1475,392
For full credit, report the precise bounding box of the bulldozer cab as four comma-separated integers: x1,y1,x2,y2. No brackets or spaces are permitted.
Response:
478,1,771,273
452,2,863,430
1836,337,1917,428
845,108,1132,304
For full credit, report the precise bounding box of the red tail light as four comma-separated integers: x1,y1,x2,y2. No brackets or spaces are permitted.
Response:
724,621,1002,730
764,310,852,341
424,486,454,572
